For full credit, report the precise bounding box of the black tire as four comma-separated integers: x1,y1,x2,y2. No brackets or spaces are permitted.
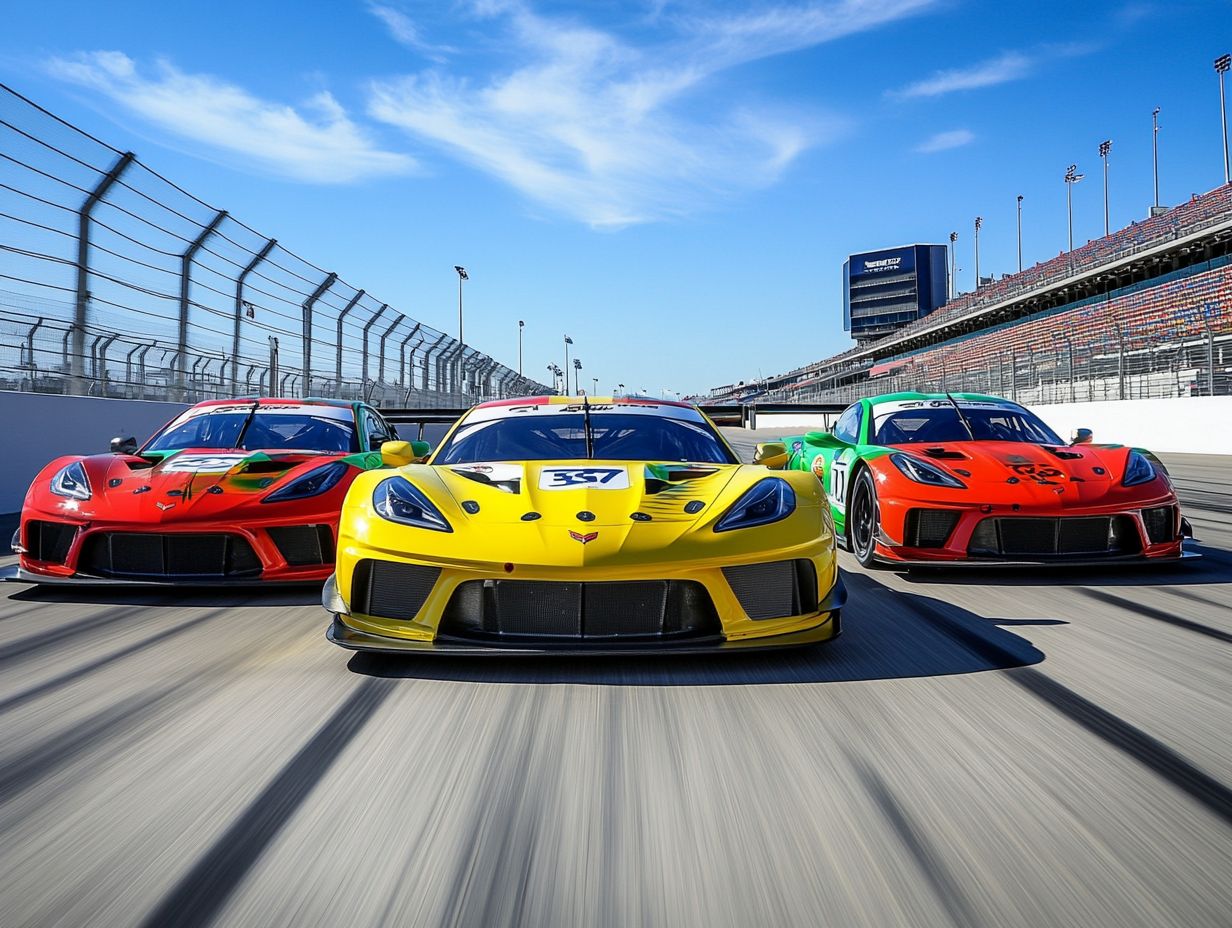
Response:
847,468,880,569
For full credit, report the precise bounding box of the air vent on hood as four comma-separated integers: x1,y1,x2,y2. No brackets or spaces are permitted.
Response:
920,447,968,460
1045,447,1084,460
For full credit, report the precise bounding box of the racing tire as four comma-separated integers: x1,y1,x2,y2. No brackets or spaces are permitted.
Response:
847,468,880,569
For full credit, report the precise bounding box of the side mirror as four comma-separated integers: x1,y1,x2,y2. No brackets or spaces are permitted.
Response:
410,440,432,462
111,435,138,455
380,440,416,467
1071,428,1093,445
753,441,789,469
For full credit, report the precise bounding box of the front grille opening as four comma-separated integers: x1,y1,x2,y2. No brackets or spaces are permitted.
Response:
721,559,818,621
24,520,77,564
351,560,441,620
903,509,960,548
968,516,1143,558
438,579,721,642
1142,506,1177,544
268,525,334,566
78,533,262,579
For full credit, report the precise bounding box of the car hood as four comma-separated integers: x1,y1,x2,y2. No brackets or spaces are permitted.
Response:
51,448,352,523
348,459,825,569
887,441,1136,504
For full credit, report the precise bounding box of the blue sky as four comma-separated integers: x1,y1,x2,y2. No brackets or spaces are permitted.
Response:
1,1,1229,395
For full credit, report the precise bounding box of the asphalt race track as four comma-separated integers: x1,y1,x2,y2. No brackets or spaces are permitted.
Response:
1,432,1230,928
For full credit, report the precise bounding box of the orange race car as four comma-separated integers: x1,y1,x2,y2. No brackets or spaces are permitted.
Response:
773,392,1192,567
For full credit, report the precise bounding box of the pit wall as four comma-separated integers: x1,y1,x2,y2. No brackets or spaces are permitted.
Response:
760,397,1232,455
0,392,185,514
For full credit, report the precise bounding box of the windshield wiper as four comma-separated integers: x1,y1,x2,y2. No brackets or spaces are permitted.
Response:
945,393,977,441
582,395,594,459
232,401,262,450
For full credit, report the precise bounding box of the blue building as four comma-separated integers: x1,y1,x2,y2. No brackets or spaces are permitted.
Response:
843,244,948,343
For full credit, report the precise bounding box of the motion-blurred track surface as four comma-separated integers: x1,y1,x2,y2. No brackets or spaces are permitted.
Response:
2,437,1230,928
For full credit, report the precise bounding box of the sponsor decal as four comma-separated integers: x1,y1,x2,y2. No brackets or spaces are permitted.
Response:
569,530,599,545
539,467,630,490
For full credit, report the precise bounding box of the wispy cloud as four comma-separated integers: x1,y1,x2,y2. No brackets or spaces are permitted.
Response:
915,128,974,153
367,3,454,62
891,51,1033,99
368,1,936,226
45,51,415,183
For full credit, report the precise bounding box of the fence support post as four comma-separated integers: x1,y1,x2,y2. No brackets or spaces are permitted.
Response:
378,314,405,385
175,209,228,398
268,336,280,398
334,289,366,398
360,304,389,386
301,271,338,397
72,151,134,396
232,237,276,395
398,324,422,389
423,334,446,392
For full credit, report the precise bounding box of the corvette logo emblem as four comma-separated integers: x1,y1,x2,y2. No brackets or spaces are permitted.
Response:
569,530,598,544
155,501,175,511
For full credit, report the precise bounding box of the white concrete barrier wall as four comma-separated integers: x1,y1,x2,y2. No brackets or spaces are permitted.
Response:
1030,396,1232,456
0,392,185,514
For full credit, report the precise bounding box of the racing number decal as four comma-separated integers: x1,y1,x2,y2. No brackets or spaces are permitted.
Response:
161,453,248,474
829,453,851,512
1008,463,1064,486
538,467,630,490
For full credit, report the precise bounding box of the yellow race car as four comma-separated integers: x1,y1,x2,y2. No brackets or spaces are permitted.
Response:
323,396,845,653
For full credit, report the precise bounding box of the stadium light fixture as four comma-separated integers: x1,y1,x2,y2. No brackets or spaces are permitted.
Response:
1217,55,1231,185
573,356,582,394
563,334,573,393
1099,140,1112,237
454,266,468,344
1016,196,1024,273
1064,164,1084,251
1152,107,1161,212
518,319,524,376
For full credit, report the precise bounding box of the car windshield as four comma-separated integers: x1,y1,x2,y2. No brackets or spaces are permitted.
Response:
873,405,1064,445
434,413,736,464
145,407,359,453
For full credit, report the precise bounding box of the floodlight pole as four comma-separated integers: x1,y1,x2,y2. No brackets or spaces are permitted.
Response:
947,232,957,299
1016,196,1023,273
1217,55,1231,185
1152,107,1161,210
973,216,982,290
1099,140,1112,236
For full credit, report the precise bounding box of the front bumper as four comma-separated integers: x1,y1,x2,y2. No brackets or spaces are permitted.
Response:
323,565,847,655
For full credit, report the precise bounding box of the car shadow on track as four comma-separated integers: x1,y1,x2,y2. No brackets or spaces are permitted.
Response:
893,542,1232,588
2,584,323,608
345,573,1046,686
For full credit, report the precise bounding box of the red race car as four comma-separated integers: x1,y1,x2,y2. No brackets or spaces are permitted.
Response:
7,398,412,585
778,392,1193,567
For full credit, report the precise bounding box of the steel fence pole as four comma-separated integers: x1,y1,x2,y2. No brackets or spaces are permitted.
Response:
423,334,447,392
360,304,389,387
378,314,405,386
334,289,365,397
175,209,228,399
398,324,422,389
301,271,338,397
72,151,134,395
232,237,275,396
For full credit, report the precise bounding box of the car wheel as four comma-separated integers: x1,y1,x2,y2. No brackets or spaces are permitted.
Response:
847,468,880,569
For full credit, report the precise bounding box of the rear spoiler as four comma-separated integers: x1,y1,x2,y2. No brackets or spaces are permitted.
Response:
377,407,468,441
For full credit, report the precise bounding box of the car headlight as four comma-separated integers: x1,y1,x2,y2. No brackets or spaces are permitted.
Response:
1123,451,1156,487
890,452,966,489
50,461,91,500
262,461,349,503
714,478,795,532
372,476,452,532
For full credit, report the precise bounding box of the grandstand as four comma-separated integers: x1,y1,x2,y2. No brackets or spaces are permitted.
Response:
706,183,1232,406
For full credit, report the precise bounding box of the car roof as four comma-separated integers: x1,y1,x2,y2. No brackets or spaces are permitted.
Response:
191,397,357,410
